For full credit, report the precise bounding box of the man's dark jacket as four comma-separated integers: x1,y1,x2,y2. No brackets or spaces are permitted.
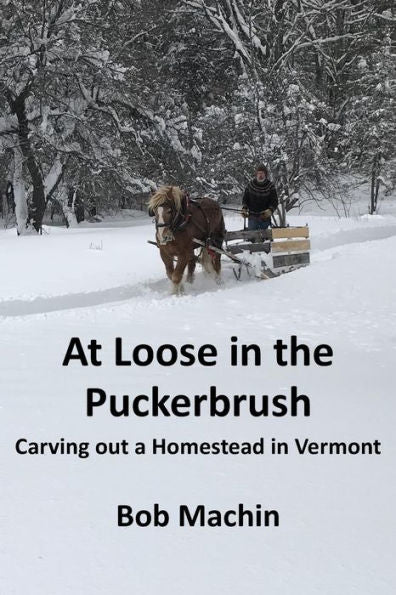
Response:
242,178,278,215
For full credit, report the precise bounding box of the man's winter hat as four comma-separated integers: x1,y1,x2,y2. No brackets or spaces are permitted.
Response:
256,164,268,175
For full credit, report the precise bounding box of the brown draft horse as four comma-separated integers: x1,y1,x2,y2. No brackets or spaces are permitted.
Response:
148,186,225,294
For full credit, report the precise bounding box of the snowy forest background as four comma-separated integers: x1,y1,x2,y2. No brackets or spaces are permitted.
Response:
0,0,395,232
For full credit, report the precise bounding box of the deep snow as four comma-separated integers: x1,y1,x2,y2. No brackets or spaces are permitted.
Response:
1,203,395,595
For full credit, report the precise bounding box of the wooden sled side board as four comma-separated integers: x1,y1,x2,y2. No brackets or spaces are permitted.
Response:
272,251,310,268
270,226,310,271
271,239,311,253
271,226,309,239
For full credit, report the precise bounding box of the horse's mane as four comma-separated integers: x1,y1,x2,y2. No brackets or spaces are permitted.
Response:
148,186,184,212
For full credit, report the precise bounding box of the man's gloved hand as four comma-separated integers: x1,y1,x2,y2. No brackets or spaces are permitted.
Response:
260,209,272,220
241,207,249,218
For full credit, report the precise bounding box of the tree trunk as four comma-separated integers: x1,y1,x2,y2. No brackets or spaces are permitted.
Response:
13,95,46,232
12,149,29,235
60,187,78,227
370,152,380,214
274,160,289,227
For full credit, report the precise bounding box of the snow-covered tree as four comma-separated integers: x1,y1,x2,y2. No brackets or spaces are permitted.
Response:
0,0,163,231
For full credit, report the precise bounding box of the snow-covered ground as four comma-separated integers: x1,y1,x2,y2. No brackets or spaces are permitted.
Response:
1,199,396,595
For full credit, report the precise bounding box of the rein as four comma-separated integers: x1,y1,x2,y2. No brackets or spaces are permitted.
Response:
220,205,262,216
220,205,243,213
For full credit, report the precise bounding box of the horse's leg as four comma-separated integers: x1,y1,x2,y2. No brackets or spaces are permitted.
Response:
212,212,224,284
160,250,174,281
186,254,196,284
213,253,223,284
171,255,188,294
213,253,221,274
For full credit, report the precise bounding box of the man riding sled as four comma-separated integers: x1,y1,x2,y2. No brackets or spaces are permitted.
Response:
242,164,278,230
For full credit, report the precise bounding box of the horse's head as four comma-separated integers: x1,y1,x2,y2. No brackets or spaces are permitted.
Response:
148,186,184,245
